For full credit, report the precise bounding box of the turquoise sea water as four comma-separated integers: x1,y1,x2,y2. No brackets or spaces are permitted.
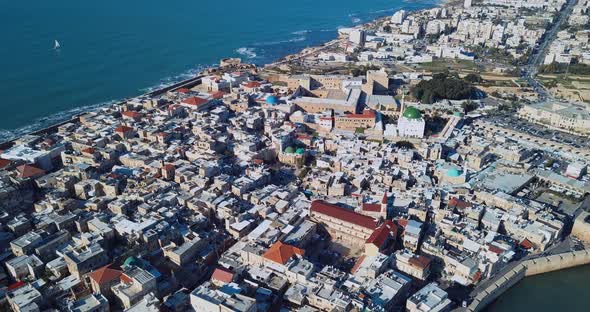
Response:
0,0,436,142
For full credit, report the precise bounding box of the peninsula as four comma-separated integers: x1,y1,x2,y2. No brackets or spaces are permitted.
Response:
1,0,590,311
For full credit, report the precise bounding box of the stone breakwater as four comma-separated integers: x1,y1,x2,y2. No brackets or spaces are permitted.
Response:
458,249,590,312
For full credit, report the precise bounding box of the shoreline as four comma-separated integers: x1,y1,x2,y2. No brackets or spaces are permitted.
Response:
0,75,204,150
0,1,445,145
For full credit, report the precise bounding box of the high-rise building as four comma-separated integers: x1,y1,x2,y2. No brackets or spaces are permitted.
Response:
350,29,366,45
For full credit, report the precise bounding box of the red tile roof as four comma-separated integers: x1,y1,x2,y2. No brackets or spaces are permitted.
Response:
311,200,378,230
115,125,133,133
297,134,312,140
122,111,142,119
7,281,25,291
0,158,11,169
210,91,226,99
263,241,305,265
448,197,472,209
211,267,234,284
362,203,381,212
472,270,482,283
396,219,409,229
88,265,122,285
350,255,366,274
488,245,504,254
176,88,192,94
408,255,432,270
243,81,262,88
342,110,376,119
382,192,388,204
520,238,534,250
182,96,209,106
16,164,45,178
366,220,398,247
81,147,95,154
162,164,175,171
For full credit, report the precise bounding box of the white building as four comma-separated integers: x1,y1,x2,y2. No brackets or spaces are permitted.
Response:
406,283,452,312
398,106,425,138
350,29,366,46
391,10,408,24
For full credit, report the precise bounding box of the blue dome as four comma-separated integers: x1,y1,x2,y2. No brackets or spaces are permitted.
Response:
447,167,463,177
266,95,279,105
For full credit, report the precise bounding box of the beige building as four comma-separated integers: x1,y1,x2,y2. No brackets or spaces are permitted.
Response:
572,211,590,244
310,200,378,247
292,88,361,114
519,101,590,135
334,110,377,131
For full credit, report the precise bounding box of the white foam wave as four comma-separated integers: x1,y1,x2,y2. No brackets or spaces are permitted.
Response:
292,30,311,36
0,100,117,143
253,36,306,46
139,66,208,93
370,8,396,14
1,65,211,143
352,17,362,24
236,47,257,59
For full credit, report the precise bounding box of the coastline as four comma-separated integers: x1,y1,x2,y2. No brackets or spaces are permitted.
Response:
0,0,444,145
1,1,588,311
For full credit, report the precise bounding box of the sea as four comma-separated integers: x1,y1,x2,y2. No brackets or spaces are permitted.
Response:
0,0,437,142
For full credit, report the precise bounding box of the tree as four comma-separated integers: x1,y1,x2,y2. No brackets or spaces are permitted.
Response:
461,100,479,113
411,72,476,104
464,73,483,83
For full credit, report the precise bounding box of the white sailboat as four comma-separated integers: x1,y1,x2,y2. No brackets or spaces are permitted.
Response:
54,40,61,50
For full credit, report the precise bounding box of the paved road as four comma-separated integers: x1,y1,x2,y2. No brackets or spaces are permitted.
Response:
522,0,577,100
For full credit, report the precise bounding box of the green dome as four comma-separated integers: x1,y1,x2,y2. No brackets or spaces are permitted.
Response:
123,256,137,267
284,146,295,154
402,106,422,119
295,148,305,155
447,167,463,177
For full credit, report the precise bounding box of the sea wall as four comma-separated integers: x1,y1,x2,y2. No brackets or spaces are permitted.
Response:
0,75,203,150
523,249,590,276
460,249,590,312
464,263,527,312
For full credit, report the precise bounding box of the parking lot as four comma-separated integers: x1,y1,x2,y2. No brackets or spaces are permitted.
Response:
484,113,590,150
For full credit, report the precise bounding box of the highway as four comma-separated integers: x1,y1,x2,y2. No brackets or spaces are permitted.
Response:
522,0,578,100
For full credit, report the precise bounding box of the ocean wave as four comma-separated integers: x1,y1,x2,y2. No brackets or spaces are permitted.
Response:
351,17,362,24
253,36,306,47
0,100,117,143
236,47,257,59
139,66,209,93
370,8,396,14
291,30,310,36
1,64,212,143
